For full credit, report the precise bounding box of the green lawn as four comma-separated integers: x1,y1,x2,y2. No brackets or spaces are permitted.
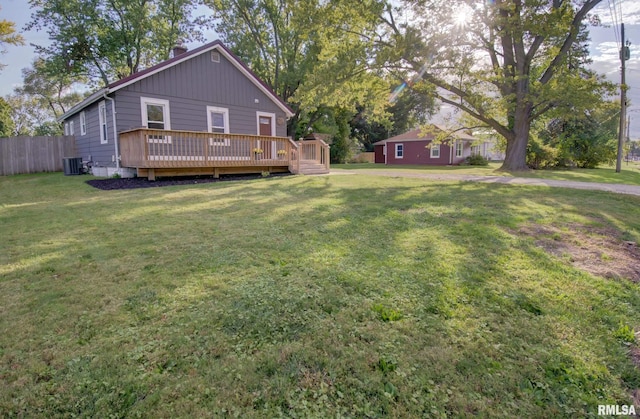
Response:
334,162,640,185
1,173,640,417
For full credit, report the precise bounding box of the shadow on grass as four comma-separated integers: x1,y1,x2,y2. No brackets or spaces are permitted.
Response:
1,173,640,417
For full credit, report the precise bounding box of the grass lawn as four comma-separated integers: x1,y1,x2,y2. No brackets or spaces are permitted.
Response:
1,172,640,417
334,162,640,185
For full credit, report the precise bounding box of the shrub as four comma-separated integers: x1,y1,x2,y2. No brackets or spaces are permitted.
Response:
527,137,559,169
465,154,490,166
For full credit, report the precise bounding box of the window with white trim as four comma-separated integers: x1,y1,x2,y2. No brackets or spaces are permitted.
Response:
64,122,69,136
80,111,87,136
395,143,403,158
141,97,171,143
207,106,230,145
69,120,74,135
430,144,440,158
455,141,462,157
98,101,108,144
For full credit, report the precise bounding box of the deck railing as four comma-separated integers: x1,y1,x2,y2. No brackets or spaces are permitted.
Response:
119,128,330,176
120,128,296,169
299,139,330,171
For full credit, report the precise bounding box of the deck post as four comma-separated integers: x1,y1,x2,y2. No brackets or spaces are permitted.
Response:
214,167,220,178
204,135,209,164
148,168,156,181
142,131,149,168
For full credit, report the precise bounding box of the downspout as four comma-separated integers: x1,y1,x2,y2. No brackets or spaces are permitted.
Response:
450,141,454,165
103,92,120,170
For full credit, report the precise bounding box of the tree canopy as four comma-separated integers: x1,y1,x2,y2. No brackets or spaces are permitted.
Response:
376,0,609,170
3,57,83,136
0,97,15,137
203,0,394,136
0,7,25,71
18,58,83,119
20,0,615,170
27,0,203,87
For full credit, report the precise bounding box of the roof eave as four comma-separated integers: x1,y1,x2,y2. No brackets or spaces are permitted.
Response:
57,88,109,122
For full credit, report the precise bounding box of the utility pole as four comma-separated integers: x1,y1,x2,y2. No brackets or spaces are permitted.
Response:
627,115,631,164
616,24,630,173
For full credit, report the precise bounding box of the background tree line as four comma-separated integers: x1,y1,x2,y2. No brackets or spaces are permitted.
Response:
1,0,623,170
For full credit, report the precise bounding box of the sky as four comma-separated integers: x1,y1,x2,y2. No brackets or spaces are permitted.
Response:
0,0,639,138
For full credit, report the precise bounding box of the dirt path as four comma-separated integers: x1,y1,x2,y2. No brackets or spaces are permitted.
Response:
329,169,640,197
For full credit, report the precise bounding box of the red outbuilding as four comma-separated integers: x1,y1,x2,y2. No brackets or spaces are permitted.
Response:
373,125,479,166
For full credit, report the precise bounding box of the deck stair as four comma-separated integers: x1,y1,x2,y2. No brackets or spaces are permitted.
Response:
299,160,330,175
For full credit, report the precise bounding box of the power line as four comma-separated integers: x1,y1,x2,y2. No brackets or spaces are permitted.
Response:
608,0,621,47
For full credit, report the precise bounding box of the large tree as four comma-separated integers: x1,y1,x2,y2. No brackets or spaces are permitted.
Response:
27,0,202,87
203,0,390,136
4,57,82,136
17,58,83,119
0,6,25,71
377,0,607,171
4,93,55,136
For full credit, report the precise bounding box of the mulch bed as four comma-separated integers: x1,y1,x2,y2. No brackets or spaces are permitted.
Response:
86,173,291,190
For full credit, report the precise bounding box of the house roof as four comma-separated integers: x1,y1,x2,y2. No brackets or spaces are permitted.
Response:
58,40,295,122
372,124,476,145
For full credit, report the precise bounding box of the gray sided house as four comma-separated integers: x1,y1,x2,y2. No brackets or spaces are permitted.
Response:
59,41,329,178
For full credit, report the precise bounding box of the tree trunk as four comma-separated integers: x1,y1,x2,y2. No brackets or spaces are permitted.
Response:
500,106,531,171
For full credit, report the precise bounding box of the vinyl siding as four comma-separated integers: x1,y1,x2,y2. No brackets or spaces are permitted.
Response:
61,46,289,168
374,145,385,163
385,140,453,165
114,50,288,137
65,100,118,167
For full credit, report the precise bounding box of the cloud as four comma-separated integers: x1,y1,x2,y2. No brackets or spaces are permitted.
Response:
593,0,640,26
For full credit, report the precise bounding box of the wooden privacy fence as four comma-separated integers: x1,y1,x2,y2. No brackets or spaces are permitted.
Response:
0,136,76,176
351,152,375,163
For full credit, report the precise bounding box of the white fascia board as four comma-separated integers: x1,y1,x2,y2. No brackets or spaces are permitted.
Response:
57,88,109,122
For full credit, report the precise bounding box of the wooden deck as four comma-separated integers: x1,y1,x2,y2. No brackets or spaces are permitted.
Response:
119,128,329,179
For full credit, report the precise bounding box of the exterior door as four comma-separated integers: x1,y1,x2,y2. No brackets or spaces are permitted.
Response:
257,113,275,158
259,116,272,136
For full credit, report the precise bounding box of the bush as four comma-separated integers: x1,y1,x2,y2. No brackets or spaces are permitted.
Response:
465,154,490,166
527,137,559,169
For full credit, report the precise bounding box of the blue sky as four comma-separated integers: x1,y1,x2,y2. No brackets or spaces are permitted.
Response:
1,0,639,138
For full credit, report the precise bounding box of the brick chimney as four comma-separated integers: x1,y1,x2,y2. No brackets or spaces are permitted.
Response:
172,44,188,58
